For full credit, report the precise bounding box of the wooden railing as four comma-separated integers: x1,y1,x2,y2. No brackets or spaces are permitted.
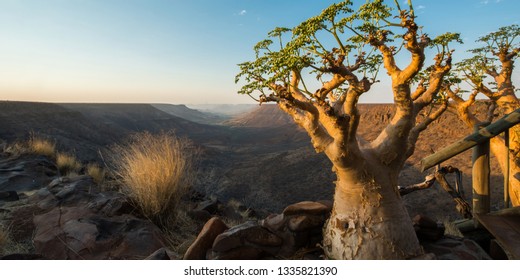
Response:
420,108,520,216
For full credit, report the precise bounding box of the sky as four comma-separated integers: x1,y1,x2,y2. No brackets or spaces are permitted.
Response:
0,0,519,104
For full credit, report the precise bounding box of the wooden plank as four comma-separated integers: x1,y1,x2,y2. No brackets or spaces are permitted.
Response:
472,123,491,218
476,207,520,259
421,108,520,171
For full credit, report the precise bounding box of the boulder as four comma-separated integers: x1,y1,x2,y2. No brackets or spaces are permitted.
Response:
145,248,178,260
283,201,331,216
260,214,285,232
184,217,228,260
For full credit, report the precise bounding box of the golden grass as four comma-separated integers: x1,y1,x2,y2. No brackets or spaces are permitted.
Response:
28,136,55,157
87,163,105,184
112,132,195,223
56,152,82,175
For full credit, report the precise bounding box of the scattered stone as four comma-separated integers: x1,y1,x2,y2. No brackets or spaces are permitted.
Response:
145,247,178,260
184,217,228,260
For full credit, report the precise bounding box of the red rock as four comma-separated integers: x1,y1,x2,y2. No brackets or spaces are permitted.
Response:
260,214,285,231
184,217,228,260
283,201,330,216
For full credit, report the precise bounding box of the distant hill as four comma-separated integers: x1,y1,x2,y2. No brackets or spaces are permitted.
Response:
187,104,257,117
152,104,226,125
226,104,294,127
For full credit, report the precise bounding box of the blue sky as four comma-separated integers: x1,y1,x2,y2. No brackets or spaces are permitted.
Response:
0,0,518,104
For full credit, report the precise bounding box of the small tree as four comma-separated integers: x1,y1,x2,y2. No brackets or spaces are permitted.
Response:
447,24,520,206
236,0,459,259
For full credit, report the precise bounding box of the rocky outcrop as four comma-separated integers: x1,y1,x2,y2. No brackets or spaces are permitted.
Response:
27,176,166,259
186,200,493,260
0,173,166,260
195,200,333,260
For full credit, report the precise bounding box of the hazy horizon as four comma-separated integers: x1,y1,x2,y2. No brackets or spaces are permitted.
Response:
1,0,519,104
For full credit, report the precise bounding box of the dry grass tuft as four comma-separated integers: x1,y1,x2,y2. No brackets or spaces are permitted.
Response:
112,132,195,224
0,224,32,256
87,163,105,184
56,152,82,175
28,136,55,157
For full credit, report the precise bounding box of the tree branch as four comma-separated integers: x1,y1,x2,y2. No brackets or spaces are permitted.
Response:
278,100,333,153
406,101,448,158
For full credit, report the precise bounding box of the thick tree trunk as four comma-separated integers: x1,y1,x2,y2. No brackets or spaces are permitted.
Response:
322,168,423,259
490,137,520,206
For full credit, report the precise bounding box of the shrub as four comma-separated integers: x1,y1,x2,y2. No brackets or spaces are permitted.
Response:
28,136,56,157
56,152,82,175
87,163,105,184
112,132,194,223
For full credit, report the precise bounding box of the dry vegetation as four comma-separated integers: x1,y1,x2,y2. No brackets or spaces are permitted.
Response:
0,218,33,256
111,132,195,224
56,152,82,176
28,136,55,157
87,163,105,184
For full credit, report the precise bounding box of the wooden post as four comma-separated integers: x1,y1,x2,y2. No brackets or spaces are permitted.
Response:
504,129,510,208
473,122,491,226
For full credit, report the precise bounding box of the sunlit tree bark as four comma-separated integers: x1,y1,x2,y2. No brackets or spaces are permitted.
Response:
447,24,520,206
236,0,459,259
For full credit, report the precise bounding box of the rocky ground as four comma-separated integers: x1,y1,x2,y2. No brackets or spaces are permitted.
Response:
0,101,509,259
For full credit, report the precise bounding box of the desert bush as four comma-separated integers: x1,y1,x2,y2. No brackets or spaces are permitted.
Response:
112,132,195,223
56,152,82,175
28,136,56,157
87,163,105,184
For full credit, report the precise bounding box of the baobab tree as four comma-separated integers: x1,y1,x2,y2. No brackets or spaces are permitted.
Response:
447,24,520,206
236,0,460,259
